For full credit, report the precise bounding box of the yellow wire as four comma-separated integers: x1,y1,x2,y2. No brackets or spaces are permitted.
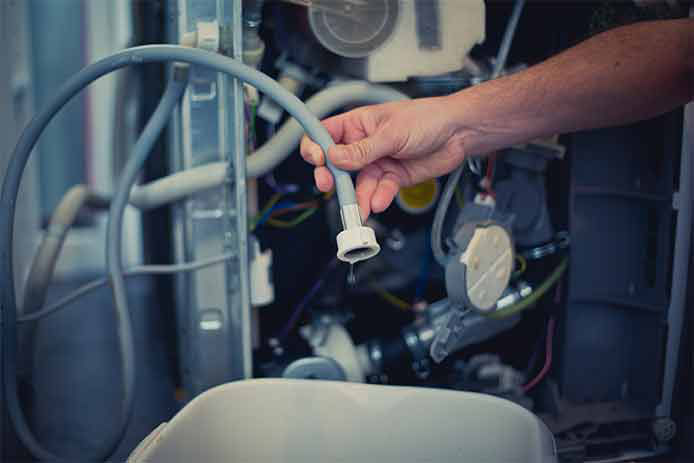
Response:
266,207,318,228
250,192,283,231
455,185,465,209
514,254,527,277
375,288,412,311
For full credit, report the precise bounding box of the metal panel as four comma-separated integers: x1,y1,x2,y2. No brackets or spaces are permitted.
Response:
656,99,693,417
559,117,679,408
169,0,250,398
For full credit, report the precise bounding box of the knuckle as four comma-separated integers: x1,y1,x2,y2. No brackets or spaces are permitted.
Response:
353,140,371,165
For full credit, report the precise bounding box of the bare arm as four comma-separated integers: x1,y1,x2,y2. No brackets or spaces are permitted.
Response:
451,18,694,156
301,19,694,219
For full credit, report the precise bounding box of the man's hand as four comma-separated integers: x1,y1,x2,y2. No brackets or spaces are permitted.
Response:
300,97,469,221
300,19,694,222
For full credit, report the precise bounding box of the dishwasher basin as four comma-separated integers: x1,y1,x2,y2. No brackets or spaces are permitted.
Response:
129,378,557,462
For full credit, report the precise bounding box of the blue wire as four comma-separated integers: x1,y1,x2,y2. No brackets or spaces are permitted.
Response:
255,200,297,229
415,229,432,300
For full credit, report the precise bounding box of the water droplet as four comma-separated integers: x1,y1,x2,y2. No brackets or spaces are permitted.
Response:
347,264,357,286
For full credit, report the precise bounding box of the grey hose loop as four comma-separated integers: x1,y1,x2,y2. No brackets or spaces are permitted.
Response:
107,63,188,457
128,81,409,208
3,44,359,461
247,81,408,177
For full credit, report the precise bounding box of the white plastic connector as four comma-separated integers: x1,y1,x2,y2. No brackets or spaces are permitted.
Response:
249,239,274,306
336,226,380,264
336,204,380,263
196,21,220,52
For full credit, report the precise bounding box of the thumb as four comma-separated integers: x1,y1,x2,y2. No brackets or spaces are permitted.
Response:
327,134,393,171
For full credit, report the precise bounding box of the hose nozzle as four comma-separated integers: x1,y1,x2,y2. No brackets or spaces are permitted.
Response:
336,204,380,264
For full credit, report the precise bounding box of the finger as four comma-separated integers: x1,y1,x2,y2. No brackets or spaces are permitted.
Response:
320,113,350,143
327,133,395,171
300,135,325,166
368,158,411,213
355,165,381,221
314,166,334,192
372,171,402,214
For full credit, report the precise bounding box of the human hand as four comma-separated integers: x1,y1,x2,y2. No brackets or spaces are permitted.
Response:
300,96,468,220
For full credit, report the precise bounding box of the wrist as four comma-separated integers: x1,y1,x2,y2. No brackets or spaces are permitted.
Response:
443,77,542,157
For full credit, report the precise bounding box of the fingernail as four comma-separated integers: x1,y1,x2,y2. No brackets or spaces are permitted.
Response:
312,148,323,165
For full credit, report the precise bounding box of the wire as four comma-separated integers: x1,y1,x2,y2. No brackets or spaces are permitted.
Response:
375,288,412,311
513,254,527,278
415,229,432,300
277,258,339,341
454,184,466,209
523,317,556,393
250,192,284,230
268,201,319,218
484,154,497,198
267,207,318,228
491,0,526,79
19,253,235,323
490,257,569,320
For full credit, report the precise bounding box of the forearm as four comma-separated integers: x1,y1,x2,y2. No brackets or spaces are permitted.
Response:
450,19,694,156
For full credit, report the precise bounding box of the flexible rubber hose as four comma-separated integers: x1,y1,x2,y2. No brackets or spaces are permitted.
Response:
20,81,407,337
129,81,408,209
491,0,525,79
431,165,464,267
108,65,188,456
247,81,408,177
0,45,359,461
19,252,235,324
22,186,110,316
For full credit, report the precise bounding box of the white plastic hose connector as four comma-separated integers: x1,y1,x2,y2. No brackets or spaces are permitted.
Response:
336,204,380,264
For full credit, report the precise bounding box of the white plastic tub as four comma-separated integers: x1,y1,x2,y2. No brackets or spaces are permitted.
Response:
129,378,557,462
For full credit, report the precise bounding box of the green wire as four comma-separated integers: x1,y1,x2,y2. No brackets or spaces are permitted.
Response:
266,207,318,228
250,192,283,231
455,184,466,209
489,257,569,320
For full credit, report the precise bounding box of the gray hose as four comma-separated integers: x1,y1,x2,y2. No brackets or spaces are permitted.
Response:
130,81,408,208
431,165,464,267
19,252,236,324
491,0,525,79
20,81,406,339
106,65,188,462
0,44,359,461
248,81,408,177
22,186,110,316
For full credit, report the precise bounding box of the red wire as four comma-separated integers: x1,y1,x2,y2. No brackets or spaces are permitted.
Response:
484,154,497,197
523,317,556,393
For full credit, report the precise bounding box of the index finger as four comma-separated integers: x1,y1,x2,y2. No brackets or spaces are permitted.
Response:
300,135,325,166
299,113,350,166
